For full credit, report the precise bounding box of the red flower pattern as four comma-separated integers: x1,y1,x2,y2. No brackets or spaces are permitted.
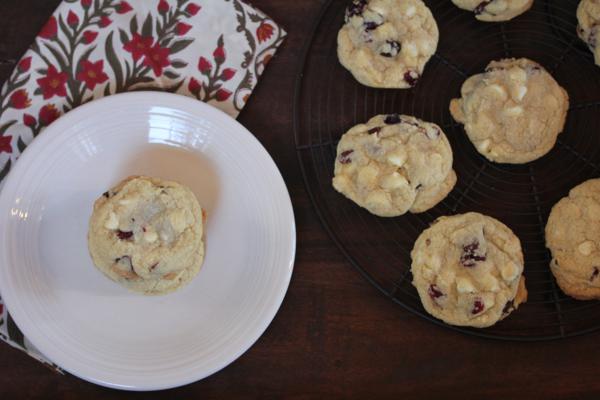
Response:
83,30,98,44
176,22,192,36
0,136,12,154
256,22,274,43
143,43,171,76
36,66,68,100
198,56,212,73
76,60,109,89
99,15,112,27
38,104,61,126
8,89,31,109
158,0,169,13
215,88,232,102
39,16,58,39
188,77,201,95
213,46,226,63
0,0,283,191
123,33,153,61
18,57,32,73
221,68,236,81
116,1,133,14
23,114,36,127
186,3,201,15
67,11,79,27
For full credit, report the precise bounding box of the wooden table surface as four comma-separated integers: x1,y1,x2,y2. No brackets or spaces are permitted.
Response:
0,1,598,398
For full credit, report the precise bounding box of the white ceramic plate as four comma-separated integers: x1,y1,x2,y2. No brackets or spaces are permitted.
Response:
0,92,295,390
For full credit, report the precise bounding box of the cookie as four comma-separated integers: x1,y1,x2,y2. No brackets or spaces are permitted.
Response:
450,58,569,164
88,176,205,295
577,0,600,66
337,0,438,88
411,212,527,328
545,179,600,300
451,0,533,22
332,114,456,217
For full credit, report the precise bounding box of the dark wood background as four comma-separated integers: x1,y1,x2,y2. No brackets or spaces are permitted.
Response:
0,1,598,398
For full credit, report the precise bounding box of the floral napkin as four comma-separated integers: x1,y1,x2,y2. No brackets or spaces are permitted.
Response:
0,0,285,371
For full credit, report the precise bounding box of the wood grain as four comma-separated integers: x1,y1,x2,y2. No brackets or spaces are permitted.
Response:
0,1,598,398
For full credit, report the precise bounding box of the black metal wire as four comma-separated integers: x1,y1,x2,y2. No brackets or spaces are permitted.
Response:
293,0,600,340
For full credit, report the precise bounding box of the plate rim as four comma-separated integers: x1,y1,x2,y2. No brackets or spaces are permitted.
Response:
0,91,296,390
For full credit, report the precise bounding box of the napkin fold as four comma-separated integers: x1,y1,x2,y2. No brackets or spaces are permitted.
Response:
0,0,285,371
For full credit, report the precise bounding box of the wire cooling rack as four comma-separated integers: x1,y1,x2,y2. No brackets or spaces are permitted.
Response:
293,0,600,340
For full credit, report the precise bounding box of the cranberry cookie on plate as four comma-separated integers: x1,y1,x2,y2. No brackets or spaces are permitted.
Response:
88,176,206,295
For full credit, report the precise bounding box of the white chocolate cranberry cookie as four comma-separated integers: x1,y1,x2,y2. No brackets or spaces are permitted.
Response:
411,212,527,328
332,114,456,217
546,179,600,300
88,176,205,295
337,0,438,88
451,0,533,22
450,58,569,164
577,0,600,66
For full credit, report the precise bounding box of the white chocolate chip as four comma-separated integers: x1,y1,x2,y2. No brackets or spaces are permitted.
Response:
405,5,416,17
504,106,523,117
144,230,158,243
481,274,500,292
380,172,408,190
501,263,519,282
456,277,476,293
118,198,134,206
578,241,595,256
387,149,407,167
477,139,491,153
104,211,119,230
357,164,379,187
486,84,508,100
514,85,528,102
508,68,527,83
404,42,418,58
169,209,188,232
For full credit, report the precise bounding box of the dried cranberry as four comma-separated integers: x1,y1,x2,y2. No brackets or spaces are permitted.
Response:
345,0,367,21
117,230,133,240
428,284,444,299
364,21,380,31
150,263,159,271
425,238,431,246
403,71,419,87
591,267,599,282
474,0,492,15
384,113,401,124
367,127,381,135
380,40,401,57
502,300,515,315
472,299,485,314
102,191,110,198
339,149,354,164
416,184,423,190
460,240,486,267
